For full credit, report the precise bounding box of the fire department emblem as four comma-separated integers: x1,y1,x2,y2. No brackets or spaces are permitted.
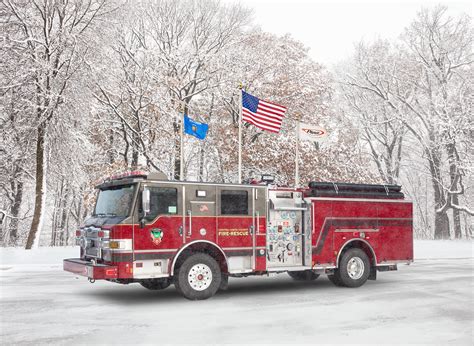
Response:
150,229,164,246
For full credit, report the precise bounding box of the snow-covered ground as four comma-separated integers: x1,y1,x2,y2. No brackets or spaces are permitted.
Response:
1,241,473,344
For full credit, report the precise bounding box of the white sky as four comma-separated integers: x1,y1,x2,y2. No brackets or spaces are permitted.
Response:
231,0,472,66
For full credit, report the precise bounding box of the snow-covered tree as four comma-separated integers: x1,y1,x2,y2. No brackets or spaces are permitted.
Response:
339,6,473,239
1,1,471,247
338,40,407,185
2,0,112,248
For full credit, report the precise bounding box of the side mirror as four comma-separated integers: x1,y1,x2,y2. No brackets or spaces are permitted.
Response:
140,188,150,229
142,188,151,216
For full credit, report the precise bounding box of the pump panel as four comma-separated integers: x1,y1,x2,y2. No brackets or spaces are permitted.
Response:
266,190,309,268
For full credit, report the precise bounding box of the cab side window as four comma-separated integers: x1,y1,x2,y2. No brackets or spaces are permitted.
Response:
221,190,248,215
146,187,178,221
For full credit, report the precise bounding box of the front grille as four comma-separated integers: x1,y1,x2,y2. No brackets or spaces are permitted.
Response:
85,246,101,258
81,226,102,259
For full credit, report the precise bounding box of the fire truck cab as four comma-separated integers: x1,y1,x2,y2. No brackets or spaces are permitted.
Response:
64,171,413,300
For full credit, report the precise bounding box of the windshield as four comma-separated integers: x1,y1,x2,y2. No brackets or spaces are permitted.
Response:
94,184,136,217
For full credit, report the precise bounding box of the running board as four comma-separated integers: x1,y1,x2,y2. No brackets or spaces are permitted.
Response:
267,266,312,272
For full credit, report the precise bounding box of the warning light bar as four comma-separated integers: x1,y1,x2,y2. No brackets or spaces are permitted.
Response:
107,171,148,181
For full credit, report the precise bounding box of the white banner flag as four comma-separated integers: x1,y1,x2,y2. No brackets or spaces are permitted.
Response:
299,122,328,142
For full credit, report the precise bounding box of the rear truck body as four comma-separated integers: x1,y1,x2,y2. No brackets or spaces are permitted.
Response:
64,171,413,299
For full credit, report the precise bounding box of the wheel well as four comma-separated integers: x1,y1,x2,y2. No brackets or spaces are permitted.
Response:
337,240,376,268
171,242,228,276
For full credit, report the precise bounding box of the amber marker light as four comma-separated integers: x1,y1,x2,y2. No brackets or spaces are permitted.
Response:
109,241,121,249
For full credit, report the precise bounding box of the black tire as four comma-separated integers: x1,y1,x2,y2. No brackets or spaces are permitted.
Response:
140,278,171,290
331,248,370,288
288,270,320,281
175,253,221,300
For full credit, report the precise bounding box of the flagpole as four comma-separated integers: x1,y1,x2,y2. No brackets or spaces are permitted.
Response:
295,113,300,188
180,106,184,181
238,85,243,184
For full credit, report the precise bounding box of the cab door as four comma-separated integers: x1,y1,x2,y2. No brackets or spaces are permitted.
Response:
133,183,184,277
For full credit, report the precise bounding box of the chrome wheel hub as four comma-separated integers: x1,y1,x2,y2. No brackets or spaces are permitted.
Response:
347,257,365,280
188,263,212,291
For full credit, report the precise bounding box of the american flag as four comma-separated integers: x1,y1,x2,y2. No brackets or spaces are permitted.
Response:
241,90,287,133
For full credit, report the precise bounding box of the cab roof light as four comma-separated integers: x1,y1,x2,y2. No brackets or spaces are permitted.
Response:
106,170,148,182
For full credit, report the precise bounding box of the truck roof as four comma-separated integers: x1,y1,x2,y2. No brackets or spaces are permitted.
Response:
96,175,270,190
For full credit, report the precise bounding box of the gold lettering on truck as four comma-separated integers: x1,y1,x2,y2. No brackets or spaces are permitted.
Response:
218,229,249,236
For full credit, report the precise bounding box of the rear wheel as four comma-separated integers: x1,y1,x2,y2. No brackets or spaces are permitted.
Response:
288,270,320,281
140,278,171,290
175,253,221,300
329,248,370,288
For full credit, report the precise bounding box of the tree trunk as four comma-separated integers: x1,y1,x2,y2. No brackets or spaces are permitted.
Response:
108,131,115,164
50,184,60,246
451,194,462,239
25,124,46,249
446,142,462,239
434,210,450,239
131,132,139,169
198,145,205,182
121,120,129,166
8,179,24,246
64,206,71,246
131,146,139,169
426,146,450,239
75,193,83,226
59,187,69,246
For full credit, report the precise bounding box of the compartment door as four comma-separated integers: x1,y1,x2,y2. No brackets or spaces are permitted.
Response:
183,185,217,244
266,190,306,268
217,187,255,272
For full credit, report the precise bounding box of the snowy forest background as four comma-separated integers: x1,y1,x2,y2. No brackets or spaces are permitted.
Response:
0,0,472,248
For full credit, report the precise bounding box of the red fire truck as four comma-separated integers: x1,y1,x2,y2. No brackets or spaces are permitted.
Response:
64,171,413,300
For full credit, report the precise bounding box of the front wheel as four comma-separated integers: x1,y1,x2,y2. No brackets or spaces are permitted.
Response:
330,248,370,288
175,253,221,300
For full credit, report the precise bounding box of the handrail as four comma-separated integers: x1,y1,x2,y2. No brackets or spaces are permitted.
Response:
187,210,192,236
272,207,307,211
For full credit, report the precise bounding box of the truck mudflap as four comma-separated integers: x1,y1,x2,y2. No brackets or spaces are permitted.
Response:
63,258,118,280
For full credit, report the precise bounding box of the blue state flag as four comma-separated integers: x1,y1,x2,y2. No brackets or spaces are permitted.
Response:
184,114,209,140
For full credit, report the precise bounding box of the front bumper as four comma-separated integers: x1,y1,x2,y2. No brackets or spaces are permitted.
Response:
63,258,118,280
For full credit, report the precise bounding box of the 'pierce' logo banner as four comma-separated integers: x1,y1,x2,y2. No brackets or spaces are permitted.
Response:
299,122,328,142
